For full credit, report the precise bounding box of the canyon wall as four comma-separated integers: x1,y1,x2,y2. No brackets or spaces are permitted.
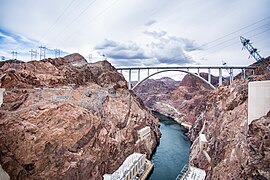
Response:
189,58,270,179
0,53,160,180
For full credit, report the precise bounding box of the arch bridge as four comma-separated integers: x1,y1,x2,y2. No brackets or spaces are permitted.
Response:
116,66,256,90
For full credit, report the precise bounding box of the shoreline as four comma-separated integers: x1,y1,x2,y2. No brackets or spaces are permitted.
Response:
152,110,192,131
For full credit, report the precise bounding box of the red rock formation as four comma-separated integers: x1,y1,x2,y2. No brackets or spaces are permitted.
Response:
188,57,270,179
134,77,179,111
0,53,160,179
134,73,218,125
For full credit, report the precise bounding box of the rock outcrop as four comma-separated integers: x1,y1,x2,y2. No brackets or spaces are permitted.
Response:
134,73,219,125
0,53,160,180
188,57,270,179
134,77,179,110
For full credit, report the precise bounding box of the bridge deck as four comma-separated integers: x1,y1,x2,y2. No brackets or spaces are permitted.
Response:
116,66,256,70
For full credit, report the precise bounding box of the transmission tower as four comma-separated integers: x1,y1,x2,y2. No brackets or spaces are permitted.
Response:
29,49,38,60
11,51,18,60
240,36,264,61
54,49,61,58
39,46,46,60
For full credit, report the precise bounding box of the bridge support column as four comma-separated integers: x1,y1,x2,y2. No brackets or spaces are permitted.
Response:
128,69,131,89
219,68,222,86
243,68,246,79
197,68,200,76
187,68,189,72
147,68,150,77
120,69,122,74
229,69,233,85
208,68,211,83
138,69,140,82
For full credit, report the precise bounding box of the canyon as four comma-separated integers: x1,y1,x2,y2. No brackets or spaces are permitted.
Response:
134,73,220,126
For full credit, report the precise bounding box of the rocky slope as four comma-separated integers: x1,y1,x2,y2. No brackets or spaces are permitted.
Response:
0,53,160,180
134,77,179,109
189,57,270,179
134,73,219,125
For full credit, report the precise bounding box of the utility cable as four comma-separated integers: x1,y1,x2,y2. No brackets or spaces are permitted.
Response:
198,15,270,48
52,0,97,41
58,0,121,45
40,0,78,42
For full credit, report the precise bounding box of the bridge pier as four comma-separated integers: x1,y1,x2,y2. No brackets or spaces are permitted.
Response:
138,69,140,82
197,68,200,76
128,69,131,89
208,68,211,83
147,68,150,77
242,68,246,79
219,68,222,86
229,68,233,84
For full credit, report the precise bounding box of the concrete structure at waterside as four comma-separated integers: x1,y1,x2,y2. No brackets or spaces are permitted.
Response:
137,126,151,140
248,81,270,125
176,165,206,180
103,153,147,180
0,88,5,106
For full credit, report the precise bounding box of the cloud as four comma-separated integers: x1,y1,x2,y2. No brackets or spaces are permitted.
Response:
94,30,201,67
95,39,149,66
143,30,167,39
144,30,199,65
169,36,202,52
144,19,157,26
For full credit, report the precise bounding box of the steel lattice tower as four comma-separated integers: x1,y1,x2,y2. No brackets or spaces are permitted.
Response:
240,36,264,61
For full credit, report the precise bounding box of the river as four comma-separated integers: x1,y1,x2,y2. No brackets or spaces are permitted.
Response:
149,111,191,180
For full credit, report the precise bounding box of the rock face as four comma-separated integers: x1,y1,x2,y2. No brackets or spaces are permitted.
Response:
188,57,270,179
0,53,160,180
134,73,219,125
134,77,179,110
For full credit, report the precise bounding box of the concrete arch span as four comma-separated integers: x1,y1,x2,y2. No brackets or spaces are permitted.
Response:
131,69,216,90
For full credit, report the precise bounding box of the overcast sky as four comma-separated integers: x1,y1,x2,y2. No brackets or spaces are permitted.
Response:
0,0,269,79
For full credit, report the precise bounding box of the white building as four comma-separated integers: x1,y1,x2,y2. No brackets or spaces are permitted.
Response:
137,126,151,140
0,88,5,106
248,81,270,125
199,134,208,151
103,153,146,180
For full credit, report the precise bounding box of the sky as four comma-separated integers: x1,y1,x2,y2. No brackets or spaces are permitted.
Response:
0,0,269,80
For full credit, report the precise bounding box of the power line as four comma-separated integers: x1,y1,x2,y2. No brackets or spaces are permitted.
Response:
40,0,78,42
199,15,270,48
58,0,120,45
52,0,97,41
166,27,270,62
193,28,270,60
205,22,270,50
186,22,270,60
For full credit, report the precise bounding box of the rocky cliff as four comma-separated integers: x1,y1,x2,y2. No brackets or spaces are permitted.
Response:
134,77,179,109
134,73,219,125
189,57,270,179
0,53,160,180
